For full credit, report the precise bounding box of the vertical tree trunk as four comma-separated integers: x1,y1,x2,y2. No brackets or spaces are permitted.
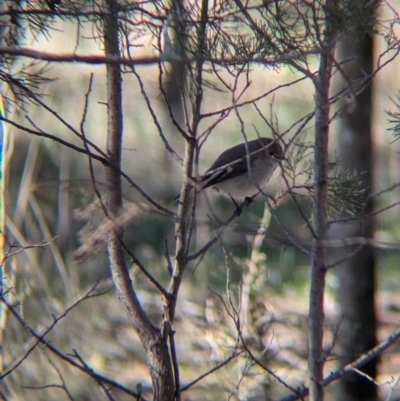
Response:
160,0,187,201
309,52,334,401
309,2,337,399
336,27,377,401
103,1,175,399
164,0,187,130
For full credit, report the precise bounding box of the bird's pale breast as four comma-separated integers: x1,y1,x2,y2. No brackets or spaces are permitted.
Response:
212,158,277,198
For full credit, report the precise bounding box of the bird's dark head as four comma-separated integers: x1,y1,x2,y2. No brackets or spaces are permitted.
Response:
259,138,284,161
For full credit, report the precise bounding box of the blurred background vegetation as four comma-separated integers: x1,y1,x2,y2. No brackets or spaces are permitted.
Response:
1,2,400,400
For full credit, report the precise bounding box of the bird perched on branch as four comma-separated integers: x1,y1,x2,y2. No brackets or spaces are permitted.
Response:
199,137,284,201
175,137,284,210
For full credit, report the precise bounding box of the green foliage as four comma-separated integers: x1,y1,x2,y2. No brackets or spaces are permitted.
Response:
327,167,367,216
286,142,367,219
332,0,379,37
386,93,400,139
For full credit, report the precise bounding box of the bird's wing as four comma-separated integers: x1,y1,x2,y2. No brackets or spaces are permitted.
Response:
201,158,248,189
200,138,273,189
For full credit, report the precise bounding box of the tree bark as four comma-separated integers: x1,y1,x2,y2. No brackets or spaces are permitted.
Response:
335,26,377,401
309,50,334,401
309,2,337,400
103,1,174,399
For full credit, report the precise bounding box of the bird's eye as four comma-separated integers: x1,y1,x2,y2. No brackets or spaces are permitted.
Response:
269,150,275,155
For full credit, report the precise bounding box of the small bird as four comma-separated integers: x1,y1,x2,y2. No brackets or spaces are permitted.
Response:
199,137,283,200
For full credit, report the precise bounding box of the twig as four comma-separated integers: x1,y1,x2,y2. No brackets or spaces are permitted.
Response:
0,45,322,67
129,64,183,165
0,116,174,217
80,73,108,217
169,329,181,401
187,197,253,261
120,240,169,297
1,283,104,379
1,299,146,399
180,350,244,392
280,325,400,401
